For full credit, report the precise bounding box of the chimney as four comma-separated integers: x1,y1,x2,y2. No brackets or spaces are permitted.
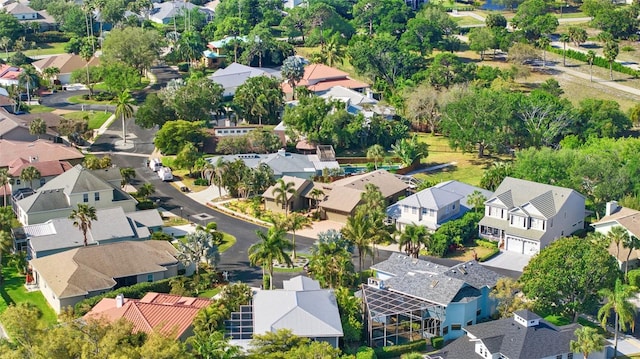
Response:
606,201,620,217
115,294,124,308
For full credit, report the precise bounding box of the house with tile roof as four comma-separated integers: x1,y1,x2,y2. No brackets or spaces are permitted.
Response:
317,85,395,120
13,207,162,258
0,64,22,86
387,180,493,232
478,177,586,255
364,254,501,347
0,139,83,169
225,276,343,348
207,62,281,97
281,63,369,97
84,292,213,340
437,310,606,359
13,164,137,225
32,54,100,85
592,201,640,270
30,240,182,313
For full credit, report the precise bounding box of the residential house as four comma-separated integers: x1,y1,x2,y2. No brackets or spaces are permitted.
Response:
30,240,182,313
387,181,493,231
7,157,72,195
225,276,343,348
0,109,63,142
213,125,257,137
592,201,640,270
0,139,83,169
281,63,369,98
208,62,281,97
84,292,213,341
317,85,395,120
208,148,340,180
149,1,214,24
437,310,606,359
0,64,22,86
263,176,311,214
478,177,586,255
32,54,100,86
14,164,137,225
364,253,501,346
283,0,305,8
13,207,162,258
0,94,16,113
3,2,37,20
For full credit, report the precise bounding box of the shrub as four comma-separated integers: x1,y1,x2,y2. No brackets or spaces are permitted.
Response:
177,62,190,72
194,178,209,186
28,31,71,43
476,239,498,249
374,340,427,359
627,268,640,287
621,45,635,52
401,353,425,359
136,200,155,210
356,346,377,359
73,279,172,316
431,336,444,349
478,247,500,262
547,46,640,78
151,231,173,241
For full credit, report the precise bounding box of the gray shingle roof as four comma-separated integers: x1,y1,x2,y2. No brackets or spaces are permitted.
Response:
434,180,494,212
440,312,580,359
208,152,336,177
394,187,463,211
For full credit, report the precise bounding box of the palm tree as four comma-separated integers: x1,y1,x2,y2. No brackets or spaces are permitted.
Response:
18,67,39,103
0,36,10,58
248,227,293,290
119,167,136,188
598,278,638,359
42,67,60,90
607,226,629,267
366,144,385,170
113,90,136,144
467,190,487,213
586,50,596,82
20,166,41,189
399,224,428,258
623,235,640,279
69,204,98,247
324,36,345,67
28,118,46,139
309,188,325,213
342,211,374,271
536,35,551,68
0,169,9,207
287,213,311,260
271,179,296,217
570,326,605,359
0,230,12,283
137,183,155,200
559,33,570,67
603,40,619,81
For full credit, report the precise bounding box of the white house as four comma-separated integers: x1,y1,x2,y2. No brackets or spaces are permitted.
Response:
4,2,38,20
478,177,586,255
387,180,493,231
592,201,640,270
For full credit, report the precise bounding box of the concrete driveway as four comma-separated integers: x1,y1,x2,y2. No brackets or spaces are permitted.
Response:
482,251,532,273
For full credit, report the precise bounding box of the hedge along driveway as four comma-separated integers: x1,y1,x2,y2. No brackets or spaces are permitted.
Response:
0,265,57,326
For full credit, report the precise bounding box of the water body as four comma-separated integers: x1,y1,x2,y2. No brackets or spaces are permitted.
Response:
479,0,510,11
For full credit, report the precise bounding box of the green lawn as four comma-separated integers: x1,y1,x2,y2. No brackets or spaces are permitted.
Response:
93,78,150,92
453,16,485,26
0,265,57,326
67,95,113,105
219,233,236,253
198,287,222,298
0,42,67,60
26,105,56,113
62,111,112,130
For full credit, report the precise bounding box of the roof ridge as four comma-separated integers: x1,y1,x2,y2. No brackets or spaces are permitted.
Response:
127,303,154,331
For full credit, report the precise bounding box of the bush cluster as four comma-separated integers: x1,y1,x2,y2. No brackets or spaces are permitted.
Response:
27,31,71,43
73,279,172,316
431,336,444,349
429,211,484,257
355,346,377,359
373,340,427,359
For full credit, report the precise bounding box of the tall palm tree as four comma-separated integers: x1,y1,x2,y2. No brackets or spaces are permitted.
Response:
28,118,46,139
248,228,293,290
586,50,596,82
309,188,325,213
271,179,296,217
324,36,345,67
42,67,60,90
0,230,12,283
113,90,135,144
366,144,385,170
69,204,98,247
287,213,311,260
570,326,605,359
607,226,629,267
0,169,9,207
119,167,136,188
18,67,39,103
597,278,638,359
399,224,428,258
559,33,570,67
342,211,374,271
20,166,41,189
536,35,551,68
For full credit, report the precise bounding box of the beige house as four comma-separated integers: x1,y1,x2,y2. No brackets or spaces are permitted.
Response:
30,241,181,313
14,164,137,225
32,54,100,86
263,176,312,214
479,177,586,255
592,201,640,270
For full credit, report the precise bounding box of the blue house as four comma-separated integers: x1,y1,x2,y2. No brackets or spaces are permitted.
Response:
363,254,501,347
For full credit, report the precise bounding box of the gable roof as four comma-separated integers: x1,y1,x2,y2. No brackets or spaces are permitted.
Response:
253,276,343,337
208,151,328,177
30,241,179,299
281,64,369,93
32,54,100,74
84,292,213,338
371,254,501,306
262,176,311,201
208,62,281,95
594,206,640,238
4,2,36,15
7,158,72,177
396,187,464,211
0,139,83,168
0,64,22,81
439,311,580,359
330,170,408,198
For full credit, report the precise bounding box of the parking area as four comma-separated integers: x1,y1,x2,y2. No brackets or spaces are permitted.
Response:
482,251,533,273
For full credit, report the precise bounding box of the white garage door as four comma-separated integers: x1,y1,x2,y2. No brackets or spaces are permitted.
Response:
523,240,539,255
507,237,524,253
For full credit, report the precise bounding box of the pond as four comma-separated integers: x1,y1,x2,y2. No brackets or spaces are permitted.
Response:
480,0,510,11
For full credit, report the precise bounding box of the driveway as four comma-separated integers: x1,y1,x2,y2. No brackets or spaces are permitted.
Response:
482,251,531,273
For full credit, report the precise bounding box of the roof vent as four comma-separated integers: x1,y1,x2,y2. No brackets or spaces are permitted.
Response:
430,280,438,288
459,267,467,275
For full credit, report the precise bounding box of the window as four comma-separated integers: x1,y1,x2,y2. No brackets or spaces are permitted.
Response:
556,355,562,359
567,354,573,359
477,309,482,316
16,179,20,185
94,192,100,201
467,320,473,326
83,193,88,202
422,208,427,215
452,204,456,210
442,326,449,335
411,207,417,215
451,324,462,331
147,274,153,282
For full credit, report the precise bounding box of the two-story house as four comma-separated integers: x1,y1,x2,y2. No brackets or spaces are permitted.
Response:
364,254,501,347
14,164,137,225
438,310,606,359
387,180,493,231
7,158,72,193
478,177,586,255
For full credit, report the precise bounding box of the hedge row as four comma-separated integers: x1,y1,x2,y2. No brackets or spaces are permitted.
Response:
478,246,500,262
27,31,71,43
73,279,172,316
431,336,444,350
356,346,378,359
548,46,640,78
374,340,427,359
475,239,498,249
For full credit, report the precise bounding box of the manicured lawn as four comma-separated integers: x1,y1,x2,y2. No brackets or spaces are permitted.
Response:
453,16,485,26
0,264,57,326
62,111,112,130
163,217,190,226
0,42,67,60
26,105,56,113
198,287,222,299
67,95,113,105
93,77,150,92
219,233,236,253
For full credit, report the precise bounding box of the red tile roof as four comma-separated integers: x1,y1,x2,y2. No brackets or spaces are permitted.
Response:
0,64,22,81
0,139,83,168
84,293,214,339
7,159,72,177
281,64,369,93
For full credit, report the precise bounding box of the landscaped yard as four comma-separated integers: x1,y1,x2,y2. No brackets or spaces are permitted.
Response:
26,105,56,114
67,95,113,105
198,286,222,299
62,111,111,130
0,42,67,60
0,264,57,326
